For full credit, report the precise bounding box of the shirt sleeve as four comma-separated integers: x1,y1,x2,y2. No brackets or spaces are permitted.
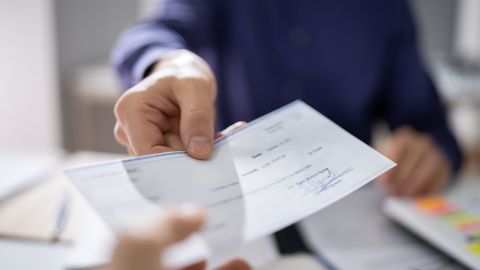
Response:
380,1,463,172
111,0,216,90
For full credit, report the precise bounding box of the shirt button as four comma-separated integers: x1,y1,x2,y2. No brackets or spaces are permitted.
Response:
288,27,311,49
281,80,305,101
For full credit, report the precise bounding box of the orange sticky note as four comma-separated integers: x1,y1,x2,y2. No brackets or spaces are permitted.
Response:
415,197,449,211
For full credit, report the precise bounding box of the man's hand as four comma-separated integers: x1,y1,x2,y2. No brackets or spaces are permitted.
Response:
107,206,251,270
114,50,217,159
377,127,452,197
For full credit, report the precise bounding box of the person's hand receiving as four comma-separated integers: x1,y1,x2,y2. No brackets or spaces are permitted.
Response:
106,206,251,270
114,49,217,159
377,127,452,197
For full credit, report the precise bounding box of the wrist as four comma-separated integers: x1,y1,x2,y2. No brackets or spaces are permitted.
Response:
153,49,215,81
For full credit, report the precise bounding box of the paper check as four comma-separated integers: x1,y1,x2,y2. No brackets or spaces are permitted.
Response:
65,100,395,267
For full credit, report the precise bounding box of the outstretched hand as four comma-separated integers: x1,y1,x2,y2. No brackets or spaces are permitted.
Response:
114,50,217,159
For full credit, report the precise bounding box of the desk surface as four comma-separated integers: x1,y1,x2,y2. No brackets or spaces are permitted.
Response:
0,239,324,270
0,239,68,270
0,151,475,270
0,151,125,270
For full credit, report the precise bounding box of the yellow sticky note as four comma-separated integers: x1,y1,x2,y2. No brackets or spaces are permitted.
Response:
468,242,480,256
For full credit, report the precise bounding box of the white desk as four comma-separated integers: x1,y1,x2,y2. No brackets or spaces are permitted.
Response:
0,239,68,270
0,238,323,270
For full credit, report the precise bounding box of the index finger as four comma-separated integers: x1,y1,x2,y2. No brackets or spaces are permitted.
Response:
123,114,172,156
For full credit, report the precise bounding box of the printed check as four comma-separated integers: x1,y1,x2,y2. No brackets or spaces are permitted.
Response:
65,100,395,267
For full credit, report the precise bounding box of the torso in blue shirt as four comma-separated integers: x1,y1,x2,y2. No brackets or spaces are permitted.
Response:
207,0,398,144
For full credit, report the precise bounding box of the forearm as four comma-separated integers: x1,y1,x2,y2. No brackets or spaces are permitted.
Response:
111,0,215,90
111,23,188,90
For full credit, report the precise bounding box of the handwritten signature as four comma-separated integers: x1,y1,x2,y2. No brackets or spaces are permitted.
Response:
294,167,353,195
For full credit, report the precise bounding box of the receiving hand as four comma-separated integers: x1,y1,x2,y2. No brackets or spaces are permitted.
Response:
377,127,452,197
114,49,217,159
106,206,251,270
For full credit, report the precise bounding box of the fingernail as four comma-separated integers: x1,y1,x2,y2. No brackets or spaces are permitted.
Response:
188,136,211,157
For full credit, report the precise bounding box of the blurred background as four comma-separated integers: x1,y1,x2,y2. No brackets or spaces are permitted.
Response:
1,0,479,172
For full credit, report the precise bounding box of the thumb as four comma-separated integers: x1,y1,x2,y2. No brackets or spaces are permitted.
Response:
377,136,398,183
176,82,216,159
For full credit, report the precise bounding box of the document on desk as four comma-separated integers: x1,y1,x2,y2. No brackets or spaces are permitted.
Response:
300,185,467,270
65,100,395,268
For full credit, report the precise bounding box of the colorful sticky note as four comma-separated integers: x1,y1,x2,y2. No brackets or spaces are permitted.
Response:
468,242,480,256
449,215,480,227
415,195,480,258
458,220,480,233
415,197,458,216
427,204,458,216
415,197,449,211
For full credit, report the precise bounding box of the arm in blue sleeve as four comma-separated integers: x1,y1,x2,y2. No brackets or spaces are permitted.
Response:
381,1,463,172
111,0,216,90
